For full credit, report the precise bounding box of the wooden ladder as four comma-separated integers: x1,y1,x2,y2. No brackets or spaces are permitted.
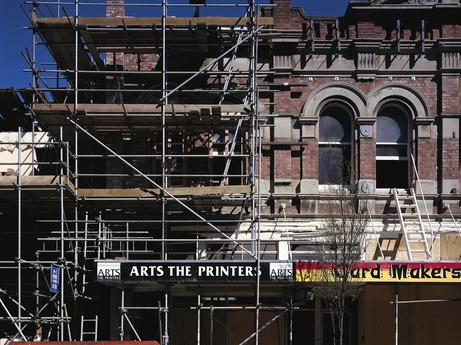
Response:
392,188,431,260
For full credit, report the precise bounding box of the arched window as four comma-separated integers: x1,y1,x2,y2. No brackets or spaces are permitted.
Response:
318,106,353,185
376,106,410,188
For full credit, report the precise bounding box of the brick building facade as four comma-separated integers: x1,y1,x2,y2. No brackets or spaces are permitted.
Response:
0,0,461,344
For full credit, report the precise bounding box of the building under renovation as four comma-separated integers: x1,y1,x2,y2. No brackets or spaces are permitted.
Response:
1,0,461,344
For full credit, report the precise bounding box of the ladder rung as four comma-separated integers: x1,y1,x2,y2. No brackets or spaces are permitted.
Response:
399,203,416,207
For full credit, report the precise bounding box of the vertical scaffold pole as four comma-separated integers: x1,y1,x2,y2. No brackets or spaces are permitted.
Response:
247,1,261,344
395,287,399,345
17,126,23,338
120,285,125,341
60,126,65,340
73,0,81,338
197,293,201,345
161,2,169,343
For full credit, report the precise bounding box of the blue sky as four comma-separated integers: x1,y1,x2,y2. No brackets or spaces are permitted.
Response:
0,0,351,89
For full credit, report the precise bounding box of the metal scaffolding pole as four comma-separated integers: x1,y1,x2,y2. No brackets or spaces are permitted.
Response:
64,116,256,258
120,286,125,341
17,126,25,341
59,126,65,340
161,3,170,345
74,0,79,109
246,1,261,344
197,293,201,345
15,0,272,342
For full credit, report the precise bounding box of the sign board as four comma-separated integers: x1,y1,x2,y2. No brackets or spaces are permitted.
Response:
295,261,461,283
50,264,60,293
95,260,461,284
96,261,294,283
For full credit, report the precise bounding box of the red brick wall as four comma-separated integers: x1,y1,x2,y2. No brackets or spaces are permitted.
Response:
442,138,460,181
356,22,385,39
441,24,461,38
417,138,437,180
259,149,272,184
274,146,291,179
441,75,460,113
358,138,376,181
301,140,318,180
102,0,461,215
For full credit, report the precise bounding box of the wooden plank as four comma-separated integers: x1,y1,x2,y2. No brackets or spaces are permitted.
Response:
35,17,273,27
78,185,251,198
33,103,265,115
440,232,461,260
80,30,107,71
0,175,71,187
17,342,160,345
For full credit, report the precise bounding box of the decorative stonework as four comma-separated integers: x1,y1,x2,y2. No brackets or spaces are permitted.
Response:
357,53,376,70
442,52,460,69
356,53,377,80
273,55,295,71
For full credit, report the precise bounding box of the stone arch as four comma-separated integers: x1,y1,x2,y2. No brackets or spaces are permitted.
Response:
367,83,431,119
302,82,368,119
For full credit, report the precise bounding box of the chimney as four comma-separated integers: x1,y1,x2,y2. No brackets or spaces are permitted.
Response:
105,0,125,103
106,0,125,18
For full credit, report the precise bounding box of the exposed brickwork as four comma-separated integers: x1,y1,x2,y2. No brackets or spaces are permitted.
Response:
358,138,376,180
441,75,460,113
259,150,272,183
274,145,291,179
442,138,460,180
102,0,461,217
301,140,318,179
291,147,301,178
122,54,159,72
417,138,437,180
106,0,125,17
355,22,385,39
441,24,461,38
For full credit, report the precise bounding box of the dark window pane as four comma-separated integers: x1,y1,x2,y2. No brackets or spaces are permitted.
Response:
376,160,409,188
376,107,408,143
319,146,352,184
319,107,351,142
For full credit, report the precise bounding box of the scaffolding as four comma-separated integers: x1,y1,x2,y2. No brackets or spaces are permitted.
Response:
0,1,306,344
3,1,460,344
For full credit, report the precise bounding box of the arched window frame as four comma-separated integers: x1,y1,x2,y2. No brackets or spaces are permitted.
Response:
375,102,413,189
318,102,355,189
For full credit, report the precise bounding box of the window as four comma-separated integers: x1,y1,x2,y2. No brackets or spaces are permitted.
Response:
318,106,353,185
376,106,410,188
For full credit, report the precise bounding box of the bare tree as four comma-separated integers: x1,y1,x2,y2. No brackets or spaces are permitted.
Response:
312,153,370,345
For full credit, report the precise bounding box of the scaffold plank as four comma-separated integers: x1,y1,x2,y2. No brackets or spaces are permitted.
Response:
78,184,251,198
33,103,259,114
34,17,273,27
